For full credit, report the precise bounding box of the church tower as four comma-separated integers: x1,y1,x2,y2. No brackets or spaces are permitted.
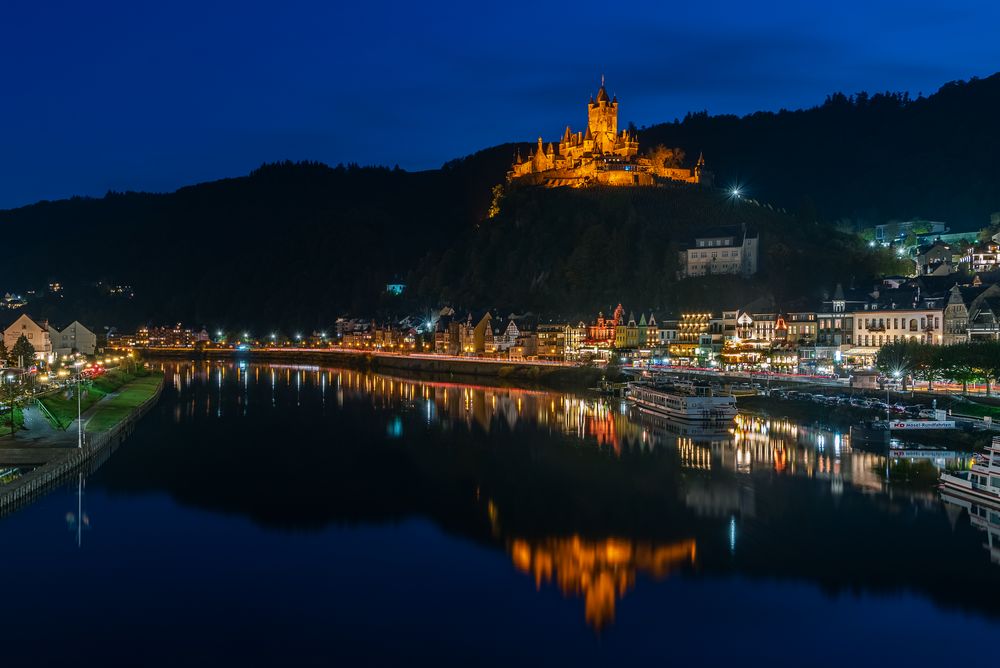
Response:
587,77,618,154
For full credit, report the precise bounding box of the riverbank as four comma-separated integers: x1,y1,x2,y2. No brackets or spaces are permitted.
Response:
139,347,606,389
37,368,156,430
0,371,164,515
738,394,994,450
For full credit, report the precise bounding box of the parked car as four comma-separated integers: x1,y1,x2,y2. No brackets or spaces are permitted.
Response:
918,409,937,419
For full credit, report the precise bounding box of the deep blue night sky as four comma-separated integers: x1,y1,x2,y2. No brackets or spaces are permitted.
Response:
1,0,997,208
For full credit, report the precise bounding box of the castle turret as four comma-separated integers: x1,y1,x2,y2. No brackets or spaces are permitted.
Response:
508,79,660,187
588,78,618,153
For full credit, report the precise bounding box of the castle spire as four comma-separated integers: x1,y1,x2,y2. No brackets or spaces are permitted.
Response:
596,83,610,103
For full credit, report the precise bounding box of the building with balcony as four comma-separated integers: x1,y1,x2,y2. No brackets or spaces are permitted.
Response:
678,225,758,278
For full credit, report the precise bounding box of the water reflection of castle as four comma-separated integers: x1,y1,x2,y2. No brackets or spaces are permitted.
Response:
508,535,697,630
160,363,991,628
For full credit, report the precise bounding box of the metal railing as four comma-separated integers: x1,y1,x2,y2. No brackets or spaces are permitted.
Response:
0,377,164,515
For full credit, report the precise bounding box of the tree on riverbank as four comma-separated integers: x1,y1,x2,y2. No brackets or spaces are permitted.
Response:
10,335,35,368
876,341,1000,394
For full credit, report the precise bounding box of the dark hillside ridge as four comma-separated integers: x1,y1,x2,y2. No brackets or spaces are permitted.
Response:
412,184,906,317
635,74,1000,227
1,72,995,329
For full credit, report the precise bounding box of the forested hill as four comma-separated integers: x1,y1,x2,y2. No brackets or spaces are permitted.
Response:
1,71,997,331
635,73,1000,228
411,184,906,317
0,162,482,330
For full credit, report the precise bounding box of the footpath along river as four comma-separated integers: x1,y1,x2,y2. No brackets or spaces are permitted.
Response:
0,360,996,666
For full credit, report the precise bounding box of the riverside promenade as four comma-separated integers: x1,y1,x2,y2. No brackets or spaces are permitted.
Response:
138,346,605,388
0,373,164,516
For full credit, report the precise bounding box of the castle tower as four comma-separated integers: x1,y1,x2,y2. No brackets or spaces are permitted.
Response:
587,77,618,154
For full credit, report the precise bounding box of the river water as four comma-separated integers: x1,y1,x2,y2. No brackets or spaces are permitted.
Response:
1,361,997,666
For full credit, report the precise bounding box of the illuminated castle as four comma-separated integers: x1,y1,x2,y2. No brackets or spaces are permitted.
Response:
508,78,708,188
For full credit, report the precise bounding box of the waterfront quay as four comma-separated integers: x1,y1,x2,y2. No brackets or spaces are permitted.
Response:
0,373,164,515
133,346,602,388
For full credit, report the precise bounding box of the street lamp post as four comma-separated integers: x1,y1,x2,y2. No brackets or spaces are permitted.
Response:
74,360,85,449
5,373,15,438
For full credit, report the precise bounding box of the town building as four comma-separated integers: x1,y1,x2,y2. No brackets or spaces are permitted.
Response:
678,225,759,278
52,321,97,356
536,324,567,360
915,240,956,276
508,79,708,188
851,309,945,367
669,312,713,362
565,322,587,359
138,323,205,348
785,311,817,345
3,314,54,363
587,305,623,347
970,240,1000,273
968,297,1000,341
614,313,639,349
649,319,679,351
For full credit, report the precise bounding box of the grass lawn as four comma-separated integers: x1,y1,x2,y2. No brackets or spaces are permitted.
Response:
85,375,162,432
38,369,159,430
0,407,26,436
950,400,1000,420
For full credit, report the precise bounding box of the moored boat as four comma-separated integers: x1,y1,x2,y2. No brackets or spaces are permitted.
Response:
627,381,737,423
939,436,1000,504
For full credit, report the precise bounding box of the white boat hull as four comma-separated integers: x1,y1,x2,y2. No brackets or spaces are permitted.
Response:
939,472,1000,505
628,388,737,423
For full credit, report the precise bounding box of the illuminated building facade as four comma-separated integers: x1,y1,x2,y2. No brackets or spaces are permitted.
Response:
587,304,624,346
678,225,759,278
670,312,713,361
508,80,708,188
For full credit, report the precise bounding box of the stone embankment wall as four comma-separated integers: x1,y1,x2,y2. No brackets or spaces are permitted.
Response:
0,376,165,516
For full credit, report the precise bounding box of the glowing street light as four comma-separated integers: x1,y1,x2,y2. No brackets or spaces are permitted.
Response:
73,359,85,448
